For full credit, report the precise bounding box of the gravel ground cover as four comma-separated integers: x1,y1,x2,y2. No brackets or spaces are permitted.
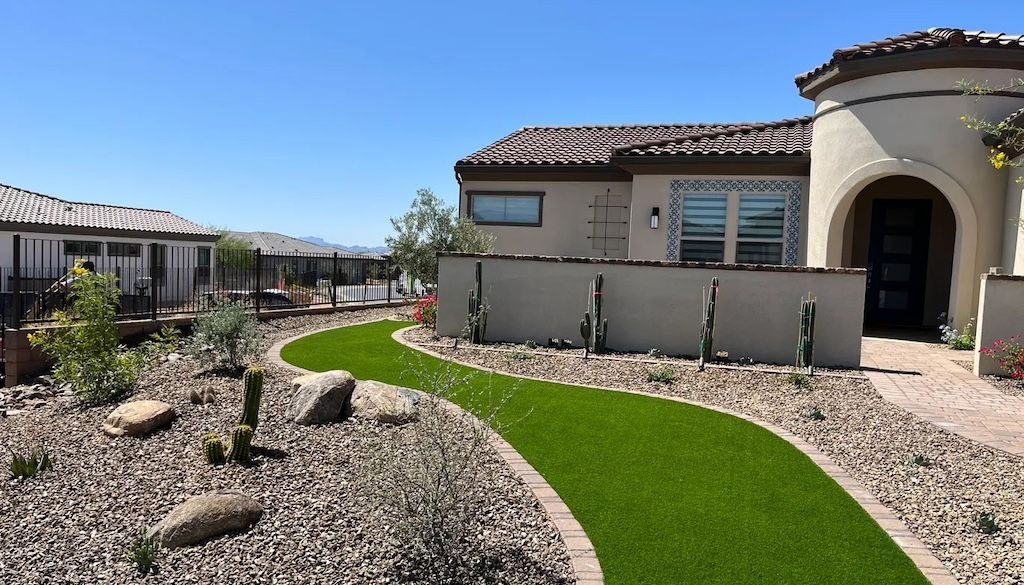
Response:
283,321,932,585
406,329,1024,585
0,307,573,585
952,358,1024,398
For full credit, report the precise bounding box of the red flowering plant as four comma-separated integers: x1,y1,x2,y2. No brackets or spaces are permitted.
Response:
980,336,1024,379
412,294,437,328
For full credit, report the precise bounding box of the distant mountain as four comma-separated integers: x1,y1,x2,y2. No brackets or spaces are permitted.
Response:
300,236,389,255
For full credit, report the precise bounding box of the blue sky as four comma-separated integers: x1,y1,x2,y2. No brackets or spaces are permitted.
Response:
0,1,1013,245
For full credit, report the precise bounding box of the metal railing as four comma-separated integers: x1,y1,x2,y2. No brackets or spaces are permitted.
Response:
0,235,405,329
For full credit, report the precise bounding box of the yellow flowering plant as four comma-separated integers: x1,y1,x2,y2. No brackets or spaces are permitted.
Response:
959,78,1023,180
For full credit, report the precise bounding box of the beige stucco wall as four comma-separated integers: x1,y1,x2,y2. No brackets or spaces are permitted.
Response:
460,180,632,258
806,67,1024,327
628,174,810,262
1002,162,1024,273
438,254,865,367
974,274,1024,376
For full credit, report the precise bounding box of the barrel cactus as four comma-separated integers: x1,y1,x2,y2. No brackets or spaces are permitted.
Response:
201,432,226,465
227,424,254,462
240,366,264,430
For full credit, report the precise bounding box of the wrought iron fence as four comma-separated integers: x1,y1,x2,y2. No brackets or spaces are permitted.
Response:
0,235,403,329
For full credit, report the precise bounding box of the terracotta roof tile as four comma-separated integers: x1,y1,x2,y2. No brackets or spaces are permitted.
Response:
0,183,219,237
457,120,808,166
612,117,812,157
796,28,1024,88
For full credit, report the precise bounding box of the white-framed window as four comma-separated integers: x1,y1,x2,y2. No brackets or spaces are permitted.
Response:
64,240,102,256
678,192,787,265
680,194,727,262
735,194,785,264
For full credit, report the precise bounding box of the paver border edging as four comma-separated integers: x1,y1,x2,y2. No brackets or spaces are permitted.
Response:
266,319,604,585
390,326,957,585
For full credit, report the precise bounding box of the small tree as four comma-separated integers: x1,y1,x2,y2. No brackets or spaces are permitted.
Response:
212,228,255,269
386,188,494,287
29,268,145,404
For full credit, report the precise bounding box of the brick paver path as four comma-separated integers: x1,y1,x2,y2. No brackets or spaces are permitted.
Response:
862,337,1024,456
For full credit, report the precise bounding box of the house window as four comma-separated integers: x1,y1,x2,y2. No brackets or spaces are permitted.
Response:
196,247,212,285
680,195,727,262
107,242,142,257
469,191,543,226
152,244,167,283
589,192,628,254
64,240,102,256
736,195,785,265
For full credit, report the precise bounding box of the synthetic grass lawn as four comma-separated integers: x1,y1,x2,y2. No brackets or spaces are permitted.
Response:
281,320,929,585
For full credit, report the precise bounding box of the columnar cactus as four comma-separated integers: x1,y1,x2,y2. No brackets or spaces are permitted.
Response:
240,366,264,431
466,260,488,344
698,277,720,371
228,424,254,462
580,273,609,356
797,294,817,375
202,432,226,465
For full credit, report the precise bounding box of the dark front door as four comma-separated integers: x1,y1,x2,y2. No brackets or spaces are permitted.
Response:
865,199,932,327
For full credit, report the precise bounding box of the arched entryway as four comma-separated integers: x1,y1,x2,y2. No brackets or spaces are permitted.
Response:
838,176,956,330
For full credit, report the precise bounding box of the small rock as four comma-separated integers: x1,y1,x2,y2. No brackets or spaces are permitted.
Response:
166,353,182,362
288,370,356,425
102,400,176,437
147,489,263,548
350,380,420,424
187,386,217,405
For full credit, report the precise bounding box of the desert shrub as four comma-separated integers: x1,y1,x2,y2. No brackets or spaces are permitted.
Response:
188,301,260,369
647,348,664,359
939,316,976,350
139,325,181,360
28,270,145,404
126,529,160,574
975,512,1000,535
905,453,932,467
981,336,1024,379
412,294,438,328
803,406,825,421
523,339,538,350
787,372,812,389
8,447,53,480
646,366,677,384
362,358,514,581
508,351,532,361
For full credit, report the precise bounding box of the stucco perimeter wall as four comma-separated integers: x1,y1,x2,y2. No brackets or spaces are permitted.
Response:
459,180,633,258
437,253,866,367
974,274,1024,376
1002,164,1024,274
806,67,1024,327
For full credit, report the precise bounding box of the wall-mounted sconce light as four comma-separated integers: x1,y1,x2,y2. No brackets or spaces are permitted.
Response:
650,207,660,229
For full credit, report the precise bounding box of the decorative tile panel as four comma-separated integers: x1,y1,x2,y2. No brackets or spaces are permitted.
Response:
667,179,802,265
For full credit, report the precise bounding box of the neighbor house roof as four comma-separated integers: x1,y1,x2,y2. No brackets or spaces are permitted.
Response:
457,119,812,168
0,183,219,240
227,231,339,255
611,117,812,157
796,28,1024,96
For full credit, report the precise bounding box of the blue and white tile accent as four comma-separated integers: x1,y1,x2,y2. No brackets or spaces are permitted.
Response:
666,179,802,265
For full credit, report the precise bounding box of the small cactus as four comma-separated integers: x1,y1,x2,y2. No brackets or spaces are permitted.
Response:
240,366,264,431
228,424,254,462
580,273,608,356
466,260,488,344
202,433,226,465
797,293,817,375
698,277,720,371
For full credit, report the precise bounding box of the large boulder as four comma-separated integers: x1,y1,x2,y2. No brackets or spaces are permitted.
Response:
147,489,263,548
350,380,420,424
103,400,176,437
288,370,356,425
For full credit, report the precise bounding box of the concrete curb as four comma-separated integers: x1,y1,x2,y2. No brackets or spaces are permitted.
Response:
266,319,604,585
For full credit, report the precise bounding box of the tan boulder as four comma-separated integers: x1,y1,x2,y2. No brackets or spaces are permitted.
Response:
350,380,420,424
147,489,263,548
102,400,175,437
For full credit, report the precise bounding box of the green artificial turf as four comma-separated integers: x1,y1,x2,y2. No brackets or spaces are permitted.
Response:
281,320,929,585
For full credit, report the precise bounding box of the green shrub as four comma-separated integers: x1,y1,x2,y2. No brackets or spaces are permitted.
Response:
523,339,538,350
787,372,812,389
975,512,1000,534
803,407,825,421
140,325,181,360
126,529,160,574
647,348,664,359
509,351,533,361
905,453,932,467
646,366,677,384
28,271,145,404
9,447,53,480
188,301,260,369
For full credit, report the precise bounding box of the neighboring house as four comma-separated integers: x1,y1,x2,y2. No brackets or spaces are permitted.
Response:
455,27,1024,329
227,230,388,287
0,182,219,320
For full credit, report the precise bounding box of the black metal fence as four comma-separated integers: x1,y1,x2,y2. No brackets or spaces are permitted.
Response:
0,235,404,329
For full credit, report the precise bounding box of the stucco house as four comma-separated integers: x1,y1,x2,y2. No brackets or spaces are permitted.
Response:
0,182,219,323
455,28,1024,330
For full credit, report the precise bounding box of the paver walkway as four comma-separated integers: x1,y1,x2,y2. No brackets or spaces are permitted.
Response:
862,337,1024,456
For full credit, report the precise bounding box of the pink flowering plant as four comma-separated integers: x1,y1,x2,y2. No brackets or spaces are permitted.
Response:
412,294,437,328
980,336,1024,379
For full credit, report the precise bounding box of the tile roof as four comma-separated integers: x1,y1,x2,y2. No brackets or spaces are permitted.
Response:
457,120,809,166
796,28,1024,88
0,183,219,238
228,231,339,255
612,117,812,157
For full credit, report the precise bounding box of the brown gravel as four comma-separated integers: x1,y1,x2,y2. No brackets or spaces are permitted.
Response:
405,329,1024,585
0,308,573,585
